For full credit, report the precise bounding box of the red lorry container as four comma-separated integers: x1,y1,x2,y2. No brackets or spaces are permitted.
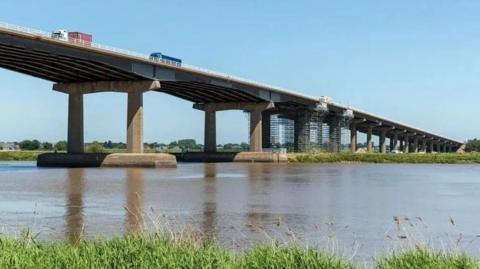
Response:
68,32,93,46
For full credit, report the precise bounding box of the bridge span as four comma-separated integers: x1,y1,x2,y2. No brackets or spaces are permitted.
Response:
0,22,463,166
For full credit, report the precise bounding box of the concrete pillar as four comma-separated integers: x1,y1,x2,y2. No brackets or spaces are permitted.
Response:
413,137,419,153
250,109,263,152
379,130,387,153
262,111,271,149
422,140,427,152
204,106,216,153
393,133,399,152
294,113,310,152
448,144,452,153
404,135,410,153
67,92,84,153
367,126,373,152
127,91,144,153
429,141,434,153
350,123,357,153
328,116,341,153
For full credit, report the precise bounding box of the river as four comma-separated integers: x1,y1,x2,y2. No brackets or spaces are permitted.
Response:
0,161,479,258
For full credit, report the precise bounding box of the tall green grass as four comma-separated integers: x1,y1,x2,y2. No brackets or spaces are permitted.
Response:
0,235,353,269
375,248,479,269
0,151,43,161
288,153,480,164
0,234,478,268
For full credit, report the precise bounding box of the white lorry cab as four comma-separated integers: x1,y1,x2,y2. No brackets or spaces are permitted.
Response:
51,30,69,41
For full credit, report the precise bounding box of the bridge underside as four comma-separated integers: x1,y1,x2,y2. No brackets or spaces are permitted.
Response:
0,43,144,82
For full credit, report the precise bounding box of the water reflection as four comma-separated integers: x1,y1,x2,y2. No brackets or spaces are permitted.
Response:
125,169,144,234
65,168,85,244
247,164,273,230
202,163,217,239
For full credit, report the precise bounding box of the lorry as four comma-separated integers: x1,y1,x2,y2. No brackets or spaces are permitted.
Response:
51,30,93,46
68,32,93,45
149,52,182,66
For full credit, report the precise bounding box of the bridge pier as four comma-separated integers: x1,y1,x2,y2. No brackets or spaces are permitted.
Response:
350,123,357,153
412,137,419,153
39,80,178,168
188,102,284,162
379,130,387,153
392,133,400,152
67,92,84,154
204,105,217,153
55,80,161,154
327,116,342,153
249,108,263,152
127,91,144,153
262,111,271,149
366,126,373,152
194,102,275,153
294,111,311,152
403,134,410,153
349,119,366,153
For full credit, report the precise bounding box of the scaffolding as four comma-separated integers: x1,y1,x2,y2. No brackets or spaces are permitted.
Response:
268,110,334,153
270,114,295,151
245,108,355,153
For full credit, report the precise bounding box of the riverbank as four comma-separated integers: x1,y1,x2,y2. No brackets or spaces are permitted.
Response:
0,151,42,161
288,153,480,164
2,151,480,164
0,235,477,269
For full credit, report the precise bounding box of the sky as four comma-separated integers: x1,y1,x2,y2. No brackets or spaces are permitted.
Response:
0,0,478,144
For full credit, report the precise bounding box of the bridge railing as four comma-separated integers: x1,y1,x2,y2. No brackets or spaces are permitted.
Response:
0,21,317,101
0,21,51,38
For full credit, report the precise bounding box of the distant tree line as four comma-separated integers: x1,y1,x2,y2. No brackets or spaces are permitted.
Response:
466,139,480,152
17,140,67,151
13,139,250,152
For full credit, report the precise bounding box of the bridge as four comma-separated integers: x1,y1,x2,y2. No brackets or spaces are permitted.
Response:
0,22,463,166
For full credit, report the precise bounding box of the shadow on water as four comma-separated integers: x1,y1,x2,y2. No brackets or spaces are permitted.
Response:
65,168,85,244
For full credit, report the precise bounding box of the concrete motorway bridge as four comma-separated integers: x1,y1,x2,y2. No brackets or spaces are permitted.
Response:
0,22,463,165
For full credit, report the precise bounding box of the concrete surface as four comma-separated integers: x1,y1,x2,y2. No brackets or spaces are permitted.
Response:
174,152,287,163
37,153,177,168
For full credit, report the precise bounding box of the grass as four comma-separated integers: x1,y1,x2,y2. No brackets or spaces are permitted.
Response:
0,234,354,269
288,153,480,164
375,248,479,269
0,151,44,161
0,234,478,268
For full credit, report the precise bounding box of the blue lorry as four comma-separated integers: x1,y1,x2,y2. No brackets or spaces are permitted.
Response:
149,52,182,66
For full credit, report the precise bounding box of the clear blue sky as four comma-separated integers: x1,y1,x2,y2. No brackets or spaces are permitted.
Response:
0,0,478,143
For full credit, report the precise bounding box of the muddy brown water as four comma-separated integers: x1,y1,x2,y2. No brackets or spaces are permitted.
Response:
1,162,479,258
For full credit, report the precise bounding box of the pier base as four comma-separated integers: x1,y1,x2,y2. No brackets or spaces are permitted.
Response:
37,153,177,168
174,152,287,163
